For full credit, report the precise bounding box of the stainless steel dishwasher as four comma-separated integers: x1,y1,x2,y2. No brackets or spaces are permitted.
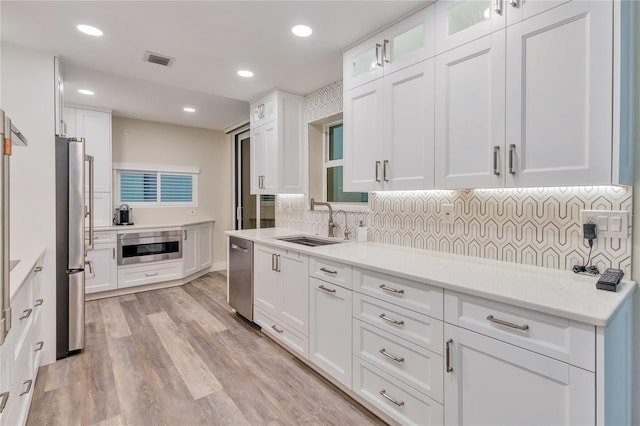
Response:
228,236,253,321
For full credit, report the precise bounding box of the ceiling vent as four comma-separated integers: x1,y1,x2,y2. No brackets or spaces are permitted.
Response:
143,51,174,67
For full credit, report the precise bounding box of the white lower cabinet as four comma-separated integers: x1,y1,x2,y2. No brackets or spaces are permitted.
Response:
309,278,353,388
117,260,182,289
254,306,308,358
182,226,197,277
196,222,213,270
85,243,117,294
443,323,594,425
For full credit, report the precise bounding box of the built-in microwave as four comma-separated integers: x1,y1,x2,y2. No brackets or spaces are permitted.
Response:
117,230,182,265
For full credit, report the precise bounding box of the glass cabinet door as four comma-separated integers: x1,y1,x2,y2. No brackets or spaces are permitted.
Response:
344,36,385,91
436,0,506,54
383,4,435,75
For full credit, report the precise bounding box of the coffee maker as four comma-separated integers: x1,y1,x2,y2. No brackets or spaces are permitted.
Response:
113,203,134,225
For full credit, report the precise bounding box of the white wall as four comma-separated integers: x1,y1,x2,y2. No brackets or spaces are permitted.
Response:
2,43,56,365
112,117,232,266
632,3,640,423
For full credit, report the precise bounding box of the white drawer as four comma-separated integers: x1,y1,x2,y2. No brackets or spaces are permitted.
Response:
354,293,443,354
117,260,182,289
353,357,444,426
254,306,309,359
12,348,34,426
353,319,443,404
444,290,595,371
11,276,34,362
353,268,443,319
309,257,352,289
90,230,117,244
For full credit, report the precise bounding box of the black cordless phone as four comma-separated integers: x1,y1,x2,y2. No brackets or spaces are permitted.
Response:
596,268,624,292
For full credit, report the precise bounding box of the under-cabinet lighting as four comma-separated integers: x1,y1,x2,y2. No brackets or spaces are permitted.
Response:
76,24,103,37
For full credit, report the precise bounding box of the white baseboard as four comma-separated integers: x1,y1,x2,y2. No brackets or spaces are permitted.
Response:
210,261,226,272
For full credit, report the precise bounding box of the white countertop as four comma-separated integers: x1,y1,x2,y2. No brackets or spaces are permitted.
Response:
226,228,636,327
10,240,45,301
95,218,215,233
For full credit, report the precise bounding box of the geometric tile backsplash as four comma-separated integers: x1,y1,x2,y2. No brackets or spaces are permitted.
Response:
276,186,633,275
276,79,634,275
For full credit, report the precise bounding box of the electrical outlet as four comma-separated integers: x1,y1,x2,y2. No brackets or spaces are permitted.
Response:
187,209,196,216
580,210,629,239
442,204,455,224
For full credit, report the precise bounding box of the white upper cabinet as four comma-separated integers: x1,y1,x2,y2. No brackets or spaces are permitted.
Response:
344,5,435,91
436,0,505,54
505,1,613,187
435,31,506,189
250,90,303,195
76,109,112,193
505,0,571,26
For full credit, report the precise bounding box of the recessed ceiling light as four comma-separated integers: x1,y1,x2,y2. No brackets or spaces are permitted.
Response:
291,25,313,37
237,70,254,78
183,107,196,113
76,24,103,37
78,89,95,95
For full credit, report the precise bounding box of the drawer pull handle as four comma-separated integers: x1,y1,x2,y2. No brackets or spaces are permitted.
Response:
34,266,43,273
35,299,44,307
379,389,404,407
486,315,529,331
20,380,33,396
145,272,159,277
379,348,404,363
379,284,404,295
378,313,404,326
19,308,32,320
271,325,284,334
320,267,337,275
0,391,8,413
318,285,336,293
35,341,44,351
445,338,453,373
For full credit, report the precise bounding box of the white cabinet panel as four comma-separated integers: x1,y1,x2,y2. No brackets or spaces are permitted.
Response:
85,243,117,294
76,109,112,193
343,35,385,91
309,278,352,388
436,0,505,54
435,31,506,189
250,121,277,194
85,192,112,228
505,0,613,187
383,6,435,75
280,253,308,336
63,107,77,138
444,323,595,426
196,222,212,270
253,245,282,315
343,79,384,192
383,59,435,190
117,261,182,289
182,226,197,277
254,306,309,359
506,0,571,26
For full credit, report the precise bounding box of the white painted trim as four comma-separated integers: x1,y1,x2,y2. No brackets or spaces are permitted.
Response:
224,118,249,134
210,261,226,272
113,162,201,174
64,102,113,114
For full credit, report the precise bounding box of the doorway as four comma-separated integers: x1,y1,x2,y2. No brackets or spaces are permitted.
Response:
234,131,274,230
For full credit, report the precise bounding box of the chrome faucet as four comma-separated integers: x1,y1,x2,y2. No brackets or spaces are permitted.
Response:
336,210,351,240
310,198,336,237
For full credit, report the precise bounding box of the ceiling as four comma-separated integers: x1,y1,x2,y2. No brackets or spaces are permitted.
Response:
1,1,426,131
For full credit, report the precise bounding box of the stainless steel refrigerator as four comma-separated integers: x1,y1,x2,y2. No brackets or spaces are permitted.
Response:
55,137,94,359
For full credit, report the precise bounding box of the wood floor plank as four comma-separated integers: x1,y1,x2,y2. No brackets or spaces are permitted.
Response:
159,286,227,334
147,311,223,400
85,300,101,324
99,298,131,339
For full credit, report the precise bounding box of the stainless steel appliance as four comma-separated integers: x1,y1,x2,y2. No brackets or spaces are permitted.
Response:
117,230,182,265
55,137,94,359
113,203,134,226
0,109,28,346
228,237,253,321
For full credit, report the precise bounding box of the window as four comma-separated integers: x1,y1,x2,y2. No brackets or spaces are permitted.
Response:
117,168,198,207
324,123,368,203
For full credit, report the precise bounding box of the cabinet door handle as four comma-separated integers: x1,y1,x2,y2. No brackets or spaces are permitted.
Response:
144,272,159,277
375,161,381,182
0,391,8,413
271,325,284,334
35,299,43,307
379,389,404,407
493,146,500,176
35,341,44,352
34,266,43,273
379,348,404,363
446,338,453,372
318,285,336,294
378,313,404,326
113,248,116,259
493,0,503,15
486,314,529,331
375,43,382,67
276,255,281,272
19,308,32,320
184,230,187,241
271,253,276,271
320,267,337,275
379,284,404,294
20,380,33,396
383,160,389,182
383,39,390,63
510,0,518,7
508,144,516,175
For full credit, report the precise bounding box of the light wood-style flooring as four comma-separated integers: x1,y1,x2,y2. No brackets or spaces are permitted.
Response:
27,272,383,426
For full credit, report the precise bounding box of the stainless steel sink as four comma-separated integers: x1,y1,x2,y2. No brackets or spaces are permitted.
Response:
276,235,342,247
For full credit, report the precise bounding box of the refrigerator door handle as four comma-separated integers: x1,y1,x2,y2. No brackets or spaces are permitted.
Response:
68,271,85,352
84,260,95,280
85,154,95,252
0,111,10,343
